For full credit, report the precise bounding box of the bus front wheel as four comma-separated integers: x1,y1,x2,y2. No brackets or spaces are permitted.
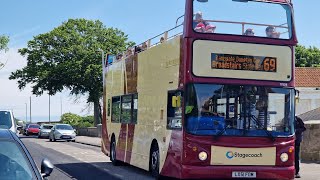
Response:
150,144,160,178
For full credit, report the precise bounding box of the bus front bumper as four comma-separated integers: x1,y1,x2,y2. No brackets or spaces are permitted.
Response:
181,165,295,180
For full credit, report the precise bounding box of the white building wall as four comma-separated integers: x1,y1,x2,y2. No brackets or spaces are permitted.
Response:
296,88,320,115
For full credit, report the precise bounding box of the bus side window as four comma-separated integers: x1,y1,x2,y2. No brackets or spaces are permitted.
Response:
132,94,138,124
111,96,121,123
107,99,111,117
167,91,182,129
121,95,133,124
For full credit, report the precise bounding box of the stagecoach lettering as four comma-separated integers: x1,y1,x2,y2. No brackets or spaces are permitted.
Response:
211,53,277,72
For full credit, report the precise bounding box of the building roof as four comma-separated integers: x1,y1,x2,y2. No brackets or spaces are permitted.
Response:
295,67,320,87
298,107,320,121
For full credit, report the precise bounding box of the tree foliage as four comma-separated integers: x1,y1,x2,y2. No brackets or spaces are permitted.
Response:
9,19,133,124
60,113,82,126
10,19,132,99
0,35,9,69
295,45,320,67
0,35,9,52
60,113,94,128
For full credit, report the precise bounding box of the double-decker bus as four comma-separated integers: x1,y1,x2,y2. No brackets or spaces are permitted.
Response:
101,0,298,179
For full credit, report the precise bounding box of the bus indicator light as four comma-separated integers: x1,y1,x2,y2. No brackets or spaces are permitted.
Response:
192,146,198,152
288,147,294,153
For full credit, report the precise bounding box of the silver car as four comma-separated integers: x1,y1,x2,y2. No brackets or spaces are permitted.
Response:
0,110,17,133
49,124,76,142
38,124,54,138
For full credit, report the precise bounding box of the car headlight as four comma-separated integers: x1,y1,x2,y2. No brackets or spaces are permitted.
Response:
280,153,288,162
198,151,208,161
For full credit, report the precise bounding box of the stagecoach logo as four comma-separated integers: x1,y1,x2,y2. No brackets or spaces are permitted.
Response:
226,151,263,159
226,151,234,159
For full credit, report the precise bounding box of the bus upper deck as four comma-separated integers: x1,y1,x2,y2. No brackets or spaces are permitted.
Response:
107,0,296,66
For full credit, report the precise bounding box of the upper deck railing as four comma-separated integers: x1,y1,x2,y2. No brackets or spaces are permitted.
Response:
110,24,184,63
204,19,289,35
108,16,290,65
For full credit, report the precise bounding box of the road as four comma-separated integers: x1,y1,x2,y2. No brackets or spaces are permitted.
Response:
20,136,320,180
20,136,153,180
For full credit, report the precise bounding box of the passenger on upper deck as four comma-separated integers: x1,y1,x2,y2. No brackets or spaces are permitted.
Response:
244,28,255,36
116,53,123,61
126,47,133,57
141,42,148,51
194,22,206,32
205,24,216,33
160,37,165,43
193,11,209,29
266,26,280,38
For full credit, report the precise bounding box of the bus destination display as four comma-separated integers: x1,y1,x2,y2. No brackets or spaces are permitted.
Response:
211,53,277,72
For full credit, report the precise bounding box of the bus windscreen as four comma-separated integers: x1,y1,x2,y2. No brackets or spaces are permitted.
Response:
185,84,295,137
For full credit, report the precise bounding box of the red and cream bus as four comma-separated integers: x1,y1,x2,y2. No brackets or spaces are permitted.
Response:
101,0,298,179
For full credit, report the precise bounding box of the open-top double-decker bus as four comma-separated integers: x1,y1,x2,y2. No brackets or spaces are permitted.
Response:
101,0,298,179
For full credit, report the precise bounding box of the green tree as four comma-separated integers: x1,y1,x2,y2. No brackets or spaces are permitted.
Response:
295,45,320,67
9,19,133,125
81,115,94,124
60,113,82,126
0,35,9,69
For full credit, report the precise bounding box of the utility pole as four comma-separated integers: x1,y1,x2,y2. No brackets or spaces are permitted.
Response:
29,96,32,123
25,103,27,123
49,94,51,123
60,95,63,118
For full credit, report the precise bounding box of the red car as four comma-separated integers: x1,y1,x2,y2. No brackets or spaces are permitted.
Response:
26,124,40,136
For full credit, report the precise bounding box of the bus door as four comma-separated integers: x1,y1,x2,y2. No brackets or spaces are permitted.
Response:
117,94,138,163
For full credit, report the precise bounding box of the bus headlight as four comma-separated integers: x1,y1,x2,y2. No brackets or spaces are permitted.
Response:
198,151,208,161
280,153,289,162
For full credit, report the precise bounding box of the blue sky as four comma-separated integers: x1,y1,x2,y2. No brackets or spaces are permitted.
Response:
0,0,318,122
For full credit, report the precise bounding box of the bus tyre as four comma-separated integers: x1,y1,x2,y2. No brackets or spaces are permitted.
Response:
110,140,119,166
150,144,160,178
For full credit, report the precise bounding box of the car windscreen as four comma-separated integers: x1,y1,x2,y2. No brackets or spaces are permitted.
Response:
56,125,73,130
28,125,39,129
0,140,35,179
0,111,13,129
43,125,53,129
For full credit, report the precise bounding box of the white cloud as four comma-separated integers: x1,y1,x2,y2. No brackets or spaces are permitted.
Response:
0,49,93,122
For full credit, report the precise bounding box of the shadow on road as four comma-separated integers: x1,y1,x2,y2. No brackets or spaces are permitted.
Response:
19,135,38,139
301,160,320,164
54,161,153,180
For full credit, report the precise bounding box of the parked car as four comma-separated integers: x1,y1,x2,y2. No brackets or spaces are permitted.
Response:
49,124,76,142
38,124,54,138
25,124,40,136
0,110,17,133
0,129,53,179
22,123,30,135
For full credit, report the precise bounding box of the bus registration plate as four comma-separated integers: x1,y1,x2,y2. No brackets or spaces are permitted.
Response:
232,171,256,178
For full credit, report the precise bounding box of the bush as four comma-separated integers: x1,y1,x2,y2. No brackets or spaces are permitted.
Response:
60,113,94,127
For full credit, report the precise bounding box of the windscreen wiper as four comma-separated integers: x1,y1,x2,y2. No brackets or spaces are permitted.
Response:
213,124,230,140
250,115,275,142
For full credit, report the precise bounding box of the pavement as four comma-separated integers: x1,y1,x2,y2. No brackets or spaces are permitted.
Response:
75,136,101,147
73,136,320,180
